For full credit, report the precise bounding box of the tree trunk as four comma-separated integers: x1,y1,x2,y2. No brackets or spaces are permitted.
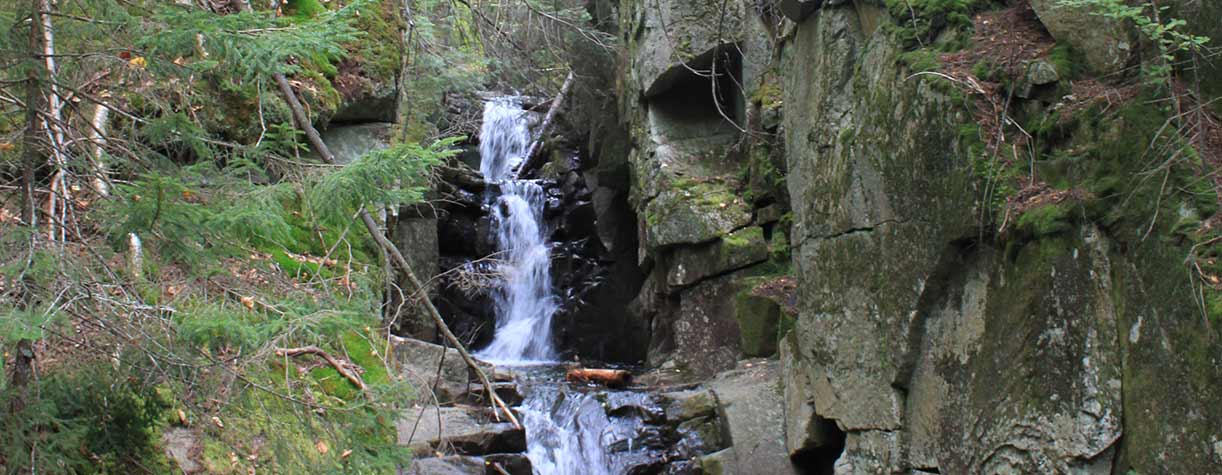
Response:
11,0,44,415
514,71,575,179
37,0,68,241
88,103,111,196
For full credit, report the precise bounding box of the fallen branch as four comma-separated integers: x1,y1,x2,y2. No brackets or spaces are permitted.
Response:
514,71,575,179
276,346,367,392
272,73,521,430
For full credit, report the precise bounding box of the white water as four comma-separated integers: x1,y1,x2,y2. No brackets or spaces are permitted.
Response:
475,98,647,475
475,98,558,363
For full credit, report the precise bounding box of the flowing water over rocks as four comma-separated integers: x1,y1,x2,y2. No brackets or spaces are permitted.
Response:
472,98,669,474
474,98,558,363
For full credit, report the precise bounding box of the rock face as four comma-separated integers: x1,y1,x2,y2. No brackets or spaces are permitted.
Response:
773,2,1222,474
701,360,797,475
616,0,792,377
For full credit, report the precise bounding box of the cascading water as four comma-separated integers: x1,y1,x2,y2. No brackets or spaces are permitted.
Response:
474,97,663,475
476,98,557,363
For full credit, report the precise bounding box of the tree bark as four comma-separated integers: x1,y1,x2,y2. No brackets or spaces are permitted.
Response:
273,74,521,429
514,71,575,179
88,103,111,196
37,0,68,241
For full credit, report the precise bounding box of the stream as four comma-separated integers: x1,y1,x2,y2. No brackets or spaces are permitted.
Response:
472,98,653,475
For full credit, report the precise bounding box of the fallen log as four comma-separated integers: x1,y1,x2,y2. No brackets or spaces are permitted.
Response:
565,368,633,388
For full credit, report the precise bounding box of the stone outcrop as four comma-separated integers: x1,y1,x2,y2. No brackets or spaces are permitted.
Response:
775,2,1222,474
1028,0,1135,75
615,0,792,377
608,0,1222,473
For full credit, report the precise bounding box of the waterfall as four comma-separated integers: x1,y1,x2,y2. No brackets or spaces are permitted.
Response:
475,98,656,475
476,98,557,363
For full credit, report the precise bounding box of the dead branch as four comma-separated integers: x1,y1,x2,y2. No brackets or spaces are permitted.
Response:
272,73,522,430
515,70,575,179
275,345,368,392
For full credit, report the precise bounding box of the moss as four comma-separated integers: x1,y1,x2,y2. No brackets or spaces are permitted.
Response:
1015,203,1074,238
898,49,942,73
1047,43,1084,80
284,0,327,18
884,0,984,50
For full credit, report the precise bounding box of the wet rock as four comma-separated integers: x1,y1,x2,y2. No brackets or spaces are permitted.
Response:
466,381,524,407
398,406,526,456
438,211,482,256
483,453,532,475
662,388,718,422
695,448,732,475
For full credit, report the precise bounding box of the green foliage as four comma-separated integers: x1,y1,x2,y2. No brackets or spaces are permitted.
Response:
899,49,942,72
286,0,329,18
885,0,984,49
0,363,171,474
140,2,363,81
176,303,262,353
1057,0,1211,84
106,171,215,268
310,139,457,222
1015,203,1074,237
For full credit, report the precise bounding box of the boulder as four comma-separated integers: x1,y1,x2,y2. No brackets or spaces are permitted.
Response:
391,210,440,341
667,227,769,288
1029,0,1135,75
318,122,393,164
659,272,748,377
393,338,471,404
704,360,797,475
732,277,794,358
402,456,485,475
162,428,203,474
397,406,526,456
642,183,752,250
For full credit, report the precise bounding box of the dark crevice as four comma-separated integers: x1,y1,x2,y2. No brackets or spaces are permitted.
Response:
790,417,846,475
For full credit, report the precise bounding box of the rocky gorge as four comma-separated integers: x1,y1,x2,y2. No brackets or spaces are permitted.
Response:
369,0,1222,473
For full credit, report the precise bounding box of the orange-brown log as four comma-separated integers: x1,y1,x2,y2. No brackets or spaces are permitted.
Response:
565,368,633,388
